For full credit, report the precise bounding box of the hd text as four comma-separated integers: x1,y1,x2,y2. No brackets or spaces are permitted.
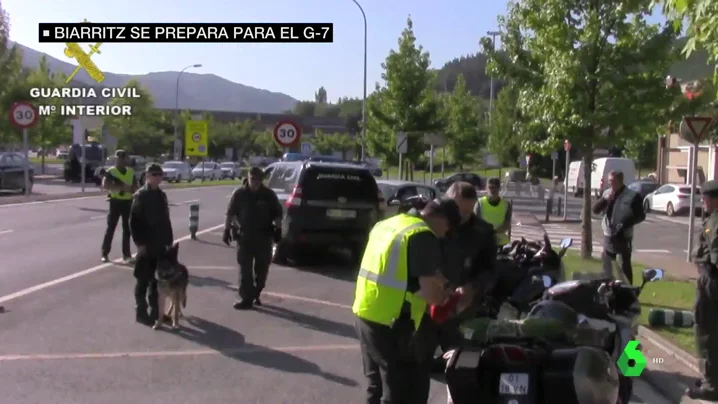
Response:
39,23,334,43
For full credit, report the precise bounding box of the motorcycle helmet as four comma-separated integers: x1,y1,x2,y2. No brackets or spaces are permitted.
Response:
527,300,579,328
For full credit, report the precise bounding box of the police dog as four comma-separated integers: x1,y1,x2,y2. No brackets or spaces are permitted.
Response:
153,242,189,330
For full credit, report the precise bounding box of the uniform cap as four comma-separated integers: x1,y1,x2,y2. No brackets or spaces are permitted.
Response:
145,163,163,174
423,197,462,229
248,166,263,178
702,180,718,197
115,149,127,158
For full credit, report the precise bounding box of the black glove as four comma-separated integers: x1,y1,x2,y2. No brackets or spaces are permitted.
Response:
222,228,233,246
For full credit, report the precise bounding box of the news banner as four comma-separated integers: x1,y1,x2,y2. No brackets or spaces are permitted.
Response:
39,22,334,43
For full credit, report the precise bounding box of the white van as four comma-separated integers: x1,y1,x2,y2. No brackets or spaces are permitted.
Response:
591,157,636,196
565,161,585,196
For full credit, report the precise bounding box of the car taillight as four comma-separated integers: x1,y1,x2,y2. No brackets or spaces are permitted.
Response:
487,344,529,363
286,186,302,207
677,194,688,199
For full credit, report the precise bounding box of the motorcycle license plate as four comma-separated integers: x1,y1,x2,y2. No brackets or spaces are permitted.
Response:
499,373,529,395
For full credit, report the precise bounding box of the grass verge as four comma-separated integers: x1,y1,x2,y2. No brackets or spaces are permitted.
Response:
562,251,696,353
166,179,241,188
30,157,64,165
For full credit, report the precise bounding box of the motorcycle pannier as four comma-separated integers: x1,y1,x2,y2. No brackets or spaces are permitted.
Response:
445,344,618,404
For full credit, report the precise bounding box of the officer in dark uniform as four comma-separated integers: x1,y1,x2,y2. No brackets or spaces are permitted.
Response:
129,163,174,325
431,181,497,370
223,167,283,310
101,150,138,264
687,179,718,400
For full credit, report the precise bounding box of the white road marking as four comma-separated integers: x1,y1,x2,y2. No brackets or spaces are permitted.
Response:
634,249,671,253
90,215,104,220
0,186,234,209
0,224,225,305
0,229,13,235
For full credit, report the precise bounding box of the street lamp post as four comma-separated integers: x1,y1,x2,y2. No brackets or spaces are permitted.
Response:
351,0,368,161
173,64,203,160
487,31,500,128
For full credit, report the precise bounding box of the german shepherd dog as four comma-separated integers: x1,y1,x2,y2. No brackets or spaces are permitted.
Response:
153,242,189,330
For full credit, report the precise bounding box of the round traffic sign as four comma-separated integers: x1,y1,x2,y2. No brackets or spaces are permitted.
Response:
192,132,201,142
564,140,571,152
9,102,38,129
273,120,302,148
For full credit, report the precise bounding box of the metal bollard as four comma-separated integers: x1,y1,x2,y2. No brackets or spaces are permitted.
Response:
189,203,200,240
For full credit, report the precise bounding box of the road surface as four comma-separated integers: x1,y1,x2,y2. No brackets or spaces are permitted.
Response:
0,190,675,403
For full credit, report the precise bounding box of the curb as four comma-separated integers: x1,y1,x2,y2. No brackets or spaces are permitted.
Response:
638,325,699,372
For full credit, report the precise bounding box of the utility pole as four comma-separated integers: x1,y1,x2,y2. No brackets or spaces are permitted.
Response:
486,31,500,128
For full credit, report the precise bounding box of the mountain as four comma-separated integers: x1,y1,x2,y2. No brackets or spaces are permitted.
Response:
435,37,715,96
14,42,299,114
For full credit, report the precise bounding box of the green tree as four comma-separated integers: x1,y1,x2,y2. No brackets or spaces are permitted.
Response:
660,0,718,87
367,17,443,167
311,130,358,158
487,85,520,166
0,3,30,146
483,0,679,258
315,86,328,103
443,73,481,168
103,80,167,156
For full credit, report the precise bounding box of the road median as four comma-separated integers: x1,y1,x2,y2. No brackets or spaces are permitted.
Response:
0,179,242,206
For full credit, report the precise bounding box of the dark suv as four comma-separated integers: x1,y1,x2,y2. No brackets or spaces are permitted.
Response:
267,161,382,265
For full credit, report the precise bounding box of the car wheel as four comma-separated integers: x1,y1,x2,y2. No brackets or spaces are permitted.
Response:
643,200,651,214
667,202,675,216
176,175,182,183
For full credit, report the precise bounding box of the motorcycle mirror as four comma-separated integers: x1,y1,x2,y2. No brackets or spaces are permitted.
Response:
541,275,553,288
642,268,664,282
560,238,573,249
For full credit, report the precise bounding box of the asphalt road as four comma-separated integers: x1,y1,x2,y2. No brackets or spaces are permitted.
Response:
0,191,674,403
0,185,236,297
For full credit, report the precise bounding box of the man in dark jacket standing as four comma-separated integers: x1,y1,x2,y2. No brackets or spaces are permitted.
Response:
129,163,174,325
431,181,497,370
592,170,645,284
223,167,283,310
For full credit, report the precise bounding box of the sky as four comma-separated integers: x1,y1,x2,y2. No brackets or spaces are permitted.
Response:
4,0,507,102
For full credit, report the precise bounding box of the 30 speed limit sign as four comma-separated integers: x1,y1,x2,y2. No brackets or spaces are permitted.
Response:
273,120,302,148
9,102,38,129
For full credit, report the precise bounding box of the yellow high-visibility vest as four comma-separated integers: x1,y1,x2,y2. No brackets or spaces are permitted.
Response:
478,196,510,245
352,214,431,331
107,166,135,200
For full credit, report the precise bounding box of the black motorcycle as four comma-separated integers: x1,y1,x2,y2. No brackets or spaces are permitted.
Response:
446,267,663,404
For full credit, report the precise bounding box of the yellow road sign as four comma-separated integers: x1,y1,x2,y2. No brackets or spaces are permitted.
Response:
184,120,208,157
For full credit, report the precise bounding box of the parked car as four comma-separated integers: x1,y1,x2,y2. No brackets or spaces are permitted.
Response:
376,180,439,218
643,183,702,216
267,160,382,265
161,161,193,182
0,152,34,193
433,172,485,192
191,161,222,180
219,161,241,179
627,180,660,199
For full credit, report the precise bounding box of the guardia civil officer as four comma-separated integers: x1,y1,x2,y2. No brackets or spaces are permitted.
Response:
223,167,282,310
592,170,645,284
474,177,512,246
430,182,497,369
129,164,174,325
101,150,137,264
686,180,718,401
353,197,465,404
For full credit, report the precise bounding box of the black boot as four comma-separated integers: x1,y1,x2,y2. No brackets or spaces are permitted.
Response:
233,299,253,310
686,380,718,401
135,308,152,325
